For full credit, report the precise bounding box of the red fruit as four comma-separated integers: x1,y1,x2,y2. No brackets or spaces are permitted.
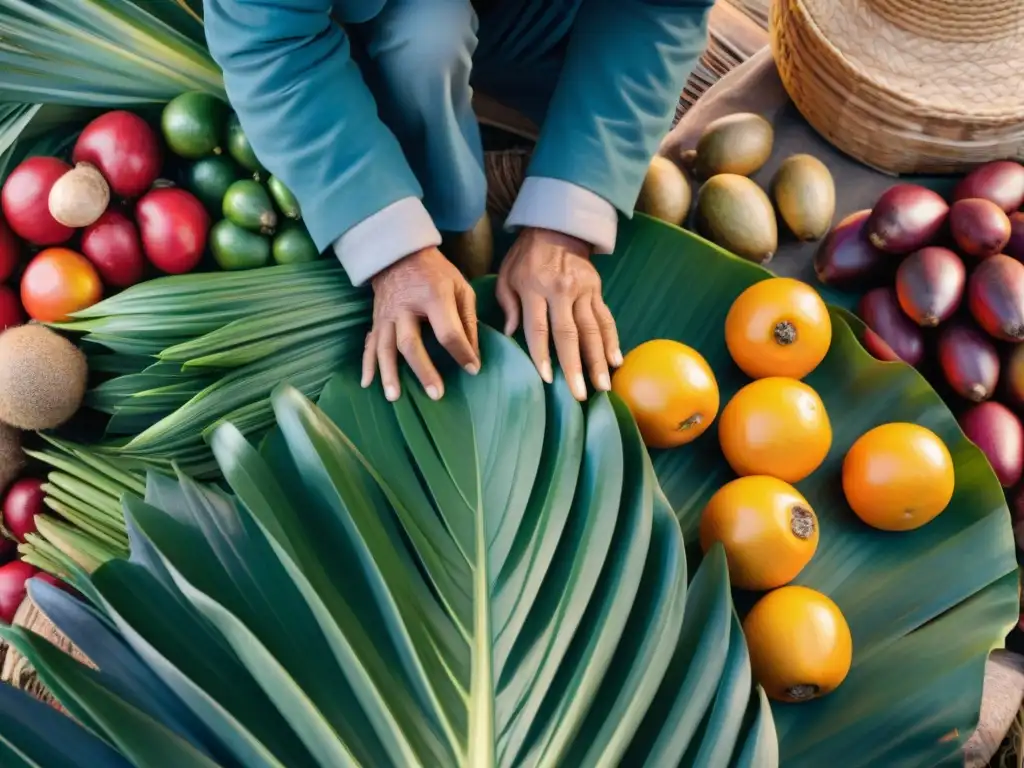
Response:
949,198,1011,259
73,111,163,199
968,255,1024,342
953,160,1024,213
136,188,209,274
894,247,965,327
0,286,24,331
1,157,75,246
0,217,19,283
937,323,999,402
1007,212,1024,262
2,478,44,543
862,327,900,362
0,561,37,623
0,538,14,566
866,184,949,254
813,209,889,289
960,401,1024,488
81,209,145,288
857,287,925,366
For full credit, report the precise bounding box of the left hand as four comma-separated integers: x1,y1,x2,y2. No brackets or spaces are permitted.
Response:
496,227,622,401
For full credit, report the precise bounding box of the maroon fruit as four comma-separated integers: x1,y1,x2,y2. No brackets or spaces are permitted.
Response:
73,111,163,199
968,255,1024,341
813,209,888,289
894,246,965,327
953,160,1024,213
1006,212,1024,262
857,287,925,367
866,184,949,254
0,561,36,623
1006,344,1024,407
960,401,1024,487
949,198,1011,259
2,477,44,543
136,188,210,275
0,217,19,284
1,157,74,246
0,538,14,566
0,286,23,331
937,323,1000,402
81,209,145,288
861,327,900,362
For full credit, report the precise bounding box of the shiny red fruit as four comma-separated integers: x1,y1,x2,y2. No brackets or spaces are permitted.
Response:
136,188,209,274
0,286,24,331
73,111,163,199
81,209,145,287
0,216,19,283
0,561,37,623
1,157,74,246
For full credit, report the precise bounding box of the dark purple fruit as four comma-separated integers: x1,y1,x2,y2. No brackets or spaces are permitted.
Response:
866,184,949,254
894,246,965,327
949,198,1011,259
959,401,1024,488
862,327,900,362
968,255,1024,342
1006,212,1024,262
813,209,888,289
1004,343,1024,407
937,323,1000,402
857,287,925,367
952,160,1024,213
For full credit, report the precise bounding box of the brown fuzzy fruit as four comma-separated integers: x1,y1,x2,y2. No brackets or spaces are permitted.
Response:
0,422,24,496
0,325,88,430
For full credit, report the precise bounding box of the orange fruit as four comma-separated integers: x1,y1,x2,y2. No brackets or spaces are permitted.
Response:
700,475,818,590
20,248,102,323
718,377,831,482
725,277,832,380
842,422,954,531
743,585,852,703
611,339,719,449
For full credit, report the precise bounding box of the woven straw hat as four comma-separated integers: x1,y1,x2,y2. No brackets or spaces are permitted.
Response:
772,0,1024,174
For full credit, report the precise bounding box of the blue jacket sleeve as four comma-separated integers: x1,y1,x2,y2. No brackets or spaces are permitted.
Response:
203,0,423,253
527,0,713,216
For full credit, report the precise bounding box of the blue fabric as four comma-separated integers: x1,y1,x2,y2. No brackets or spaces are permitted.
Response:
204,0,714,253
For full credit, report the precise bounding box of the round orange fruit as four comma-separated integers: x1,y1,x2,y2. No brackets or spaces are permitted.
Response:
842,422,954,531
700,475,819,590
718,377,832,482
21,247,102,323
725,277,832,380
743,585,852,703
611,339,719,448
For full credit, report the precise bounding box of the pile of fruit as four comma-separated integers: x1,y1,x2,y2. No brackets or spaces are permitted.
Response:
638,112,836,263
610,276,957,703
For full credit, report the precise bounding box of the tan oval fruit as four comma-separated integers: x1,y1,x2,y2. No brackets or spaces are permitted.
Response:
696,174,778,264
692,113,774,179
771,154,836,241
636,156,691,226
48,162,110,228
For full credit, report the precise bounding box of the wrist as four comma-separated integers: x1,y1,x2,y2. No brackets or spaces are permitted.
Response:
521,227,592,259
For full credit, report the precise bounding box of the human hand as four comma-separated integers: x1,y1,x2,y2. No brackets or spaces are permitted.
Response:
362,246,480,402
496,227,622,401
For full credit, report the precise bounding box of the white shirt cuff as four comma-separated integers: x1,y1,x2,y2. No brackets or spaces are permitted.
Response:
333,197,442,286
504,177,618,254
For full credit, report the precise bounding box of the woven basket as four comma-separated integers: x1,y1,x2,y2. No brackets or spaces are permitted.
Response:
772,0,1024,175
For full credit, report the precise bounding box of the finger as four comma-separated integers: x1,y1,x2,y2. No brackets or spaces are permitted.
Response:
376,321,401,402
361,329,377,388
396,314,444,400
522,293,553,384
426,290,480,371
455,282,480,372
575,298,611,392
495,273,521,336
593,297,623,367
550,299,587,400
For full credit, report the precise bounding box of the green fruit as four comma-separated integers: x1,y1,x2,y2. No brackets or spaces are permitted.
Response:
695,173,778,264
272,222,320,265
770,154,836,241
267,175,301,220
161,92,230,159
222,179,277,234
226,113,266,176
635,156,691,226
210,219,271,271
690,112,774,180
185,156,242,213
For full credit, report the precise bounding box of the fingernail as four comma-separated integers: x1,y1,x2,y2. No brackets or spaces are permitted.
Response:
596,372,611,391
539,360,553,384
612,349,624,367
572,373,587,399
426,384,443,401
361,376,370,388
384,386,399,402
465,362,480,375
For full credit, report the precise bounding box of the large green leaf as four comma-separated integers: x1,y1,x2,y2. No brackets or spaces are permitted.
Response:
13,328,771,767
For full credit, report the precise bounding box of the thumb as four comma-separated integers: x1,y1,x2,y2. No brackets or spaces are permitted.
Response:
495,274,520,336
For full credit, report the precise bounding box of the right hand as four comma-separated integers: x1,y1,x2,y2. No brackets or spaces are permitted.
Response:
361,246,480,402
